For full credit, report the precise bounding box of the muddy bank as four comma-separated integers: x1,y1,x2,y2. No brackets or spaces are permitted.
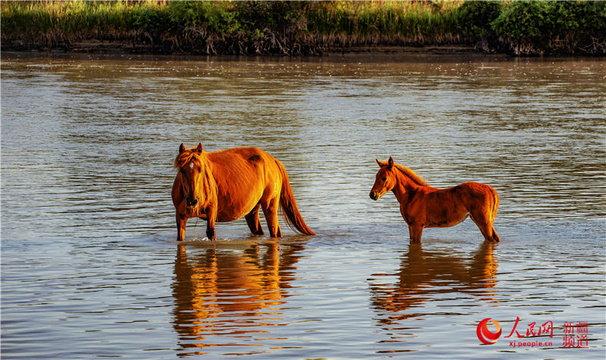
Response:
1,39,484,57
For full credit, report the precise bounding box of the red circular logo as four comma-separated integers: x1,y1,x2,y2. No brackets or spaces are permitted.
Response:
477,318,502,345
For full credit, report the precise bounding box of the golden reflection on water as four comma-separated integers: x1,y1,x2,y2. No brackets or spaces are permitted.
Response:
172,241,305,356
370,242,498,325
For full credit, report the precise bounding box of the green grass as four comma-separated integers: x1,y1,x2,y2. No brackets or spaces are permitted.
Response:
2,1,141,34
306,1,462,37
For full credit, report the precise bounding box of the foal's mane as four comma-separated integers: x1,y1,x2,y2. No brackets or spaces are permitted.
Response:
174,150,201,169
394,164,429,186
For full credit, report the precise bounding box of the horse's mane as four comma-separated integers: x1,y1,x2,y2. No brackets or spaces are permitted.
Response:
394,164,429,186
174,150,200,169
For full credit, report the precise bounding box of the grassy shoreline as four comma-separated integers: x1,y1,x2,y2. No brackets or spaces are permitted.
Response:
2,1,605,57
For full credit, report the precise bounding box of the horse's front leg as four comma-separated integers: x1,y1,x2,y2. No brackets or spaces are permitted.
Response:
176,214,188,242
206,226,216,241
401,206,423,243
206,206,217,241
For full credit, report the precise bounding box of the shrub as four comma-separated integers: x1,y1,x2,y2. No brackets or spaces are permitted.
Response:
167,2,240,35
491,0,606,55
491,1,548,41
456,1,503,36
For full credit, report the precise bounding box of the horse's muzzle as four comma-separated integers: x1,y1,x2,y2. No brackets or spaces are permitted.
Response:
186,197,199,207
369,191,379,201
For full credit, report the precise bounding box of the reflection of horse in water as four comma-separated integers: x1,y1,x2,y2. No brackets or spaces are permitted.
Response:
172,241,305,356
370,242,498,325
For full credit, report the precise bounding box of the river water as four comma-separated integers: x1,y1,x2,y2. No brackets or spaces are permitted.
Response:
1,53,604,359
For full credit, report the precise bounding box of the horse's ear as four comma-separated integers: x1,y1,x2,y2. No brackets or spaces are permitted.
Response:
376,159,387,167
179,143,186,154
388,157,394,169
196,143,203,154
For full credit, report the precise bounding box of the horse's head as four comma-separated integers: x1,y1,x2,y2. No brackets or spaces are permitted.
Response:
370,157,397,201
175,143,205,208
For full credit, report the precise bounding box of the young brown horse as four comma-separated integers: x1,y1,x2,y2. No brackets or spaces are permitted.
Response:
172,143,314,241
369,157,500,243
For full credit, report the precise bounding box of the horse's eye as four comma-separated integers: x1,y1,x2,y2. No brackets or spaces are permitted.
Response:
382,177,387,181
180,168,186,174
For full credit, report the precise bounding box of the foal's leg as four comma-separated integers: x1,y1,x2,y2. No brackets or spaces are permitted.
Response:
489,227,500,242
262,196,282,238
245,203,264,235
470,212,500,242
408,225,424,243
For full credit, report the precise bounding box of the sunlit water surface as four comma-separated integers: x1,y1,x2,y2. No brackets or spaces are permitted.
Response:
1,53,605,359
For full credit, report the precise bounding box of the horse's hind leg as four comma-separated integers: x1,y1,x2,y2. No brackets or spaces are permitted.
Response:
470,212,500,242
262,197,282,238
245,203,264,235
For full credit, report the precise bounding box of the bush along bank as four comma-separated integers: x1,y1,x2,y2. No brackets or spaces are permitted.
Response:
479,0,606,55
1,1,605,56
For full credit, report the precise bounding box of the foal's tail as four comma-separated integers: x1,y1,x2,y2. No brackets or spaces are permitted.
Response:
276,160,315,236
489,186,500,224
489,186,500,242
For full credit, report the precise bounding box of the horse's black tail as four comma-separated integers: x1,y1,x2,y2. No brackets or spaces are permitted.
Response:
276,160,315,236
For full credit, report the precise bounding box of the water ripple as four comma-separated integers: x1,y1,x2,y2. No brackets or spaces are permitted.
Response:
2,55,604,359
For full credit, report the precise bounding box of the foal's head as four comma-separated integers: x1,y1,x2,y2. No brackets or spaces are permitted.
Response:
175,143,205,208
369,157,397,201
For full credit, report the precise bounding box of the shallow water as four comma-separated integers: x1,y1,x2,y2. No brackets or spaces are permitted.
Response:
1,53,605,359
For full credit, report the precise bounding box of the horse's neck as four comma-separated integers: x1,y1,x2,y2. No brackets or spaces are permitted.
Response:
393,172,424,203
201,161,217,196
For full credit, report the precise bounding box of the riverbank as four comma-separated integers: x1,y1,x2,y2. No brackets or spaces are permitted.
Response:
2,1,605,57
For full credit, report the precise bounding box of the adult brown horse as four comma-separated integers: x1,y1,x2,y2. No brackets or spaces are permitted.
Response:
369,157,500,243
172,143,314,241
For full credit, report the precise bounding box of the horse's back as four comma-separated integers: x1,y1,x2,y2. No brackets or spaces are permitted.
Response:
207,147,277,175
446,181,495,198
458,182,497,198
208,146,271,163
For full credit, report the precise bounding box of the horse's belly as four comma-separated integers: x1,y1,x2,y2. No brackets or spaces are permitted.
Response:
426,211,469,228
217,210,248,222
216,196,261,222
